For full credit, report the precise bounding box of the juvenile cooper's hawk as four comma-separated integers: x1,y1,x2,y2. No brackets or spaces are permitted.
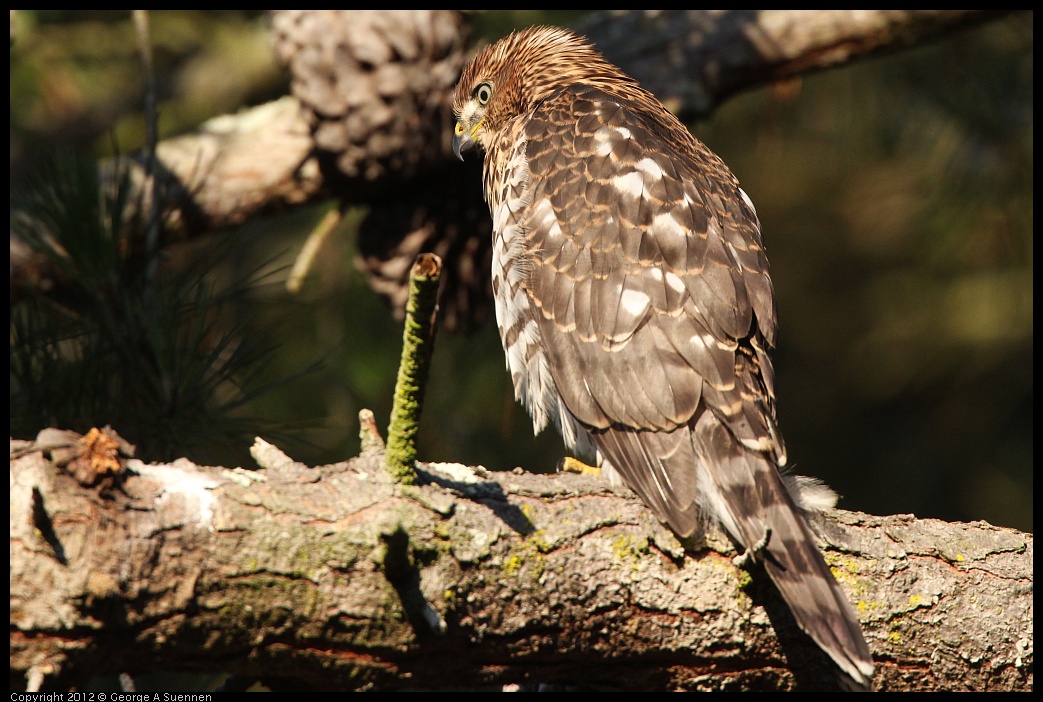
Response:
452,26,874,687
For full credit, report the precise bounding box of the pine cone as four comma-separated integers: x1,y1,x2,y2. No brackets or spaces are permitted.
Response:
271,10,491,330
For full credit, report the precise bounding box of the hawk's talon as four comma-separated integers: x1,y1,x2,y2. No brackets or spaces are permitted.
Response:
733,527,773,569
557,456,601,477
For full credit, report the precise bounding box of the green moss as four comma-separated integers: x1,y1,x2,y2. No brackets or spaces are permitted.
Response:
733,566,754,591
827,554,870,597
528,528,552,554
500,536,547,583
502,553,524,577
611,533,650,571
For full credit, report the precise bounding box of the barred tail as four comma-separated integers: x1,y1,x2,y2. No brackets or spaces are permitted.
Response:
694,410,875,688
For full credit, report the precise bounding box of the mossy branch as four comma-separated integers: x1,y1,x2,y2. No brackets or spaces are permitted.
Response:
385,253,442,483
9,444,1034,692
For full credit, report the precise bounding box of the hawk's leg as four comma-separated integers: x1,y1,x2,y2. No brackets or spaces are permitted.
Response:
557,456,602,477
733,526,773,569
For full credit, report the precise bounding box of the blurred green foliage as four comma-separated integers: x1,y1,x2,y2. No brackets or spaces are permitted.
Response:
696,17,1032,532
9,11,1032,531
9,150,312,465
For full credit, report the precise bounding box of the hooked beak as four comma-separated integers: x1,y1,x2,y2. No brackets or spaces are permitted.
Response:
453,121,479,161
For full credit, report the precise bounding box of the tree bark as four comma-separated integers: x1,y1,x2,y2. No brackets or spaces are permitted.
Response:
575,10,1012,120
10,431,1033,692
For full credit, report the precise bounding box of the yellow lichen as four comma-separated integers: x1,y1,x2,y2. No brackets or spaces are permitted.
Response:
502,553,524,577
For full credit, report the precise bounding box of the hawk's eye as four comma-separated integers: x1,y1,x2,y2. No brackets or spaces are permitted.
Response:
475,83,492,105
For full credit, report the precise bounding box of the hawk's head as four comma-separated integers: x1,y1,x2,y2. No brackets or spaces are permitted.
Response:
451,26,633,160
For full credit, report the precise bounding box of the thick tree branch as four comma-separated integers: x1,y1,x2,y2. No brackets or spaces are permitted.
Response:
575,10,1012,120
10,432,1032,692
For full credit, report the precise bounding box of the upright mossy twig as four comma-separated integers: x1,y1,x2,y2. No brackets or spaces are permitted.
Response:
385,253,442,484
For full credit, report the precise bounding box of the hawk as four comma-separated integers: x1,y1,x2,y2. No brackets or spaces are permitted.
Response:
451,26,874,687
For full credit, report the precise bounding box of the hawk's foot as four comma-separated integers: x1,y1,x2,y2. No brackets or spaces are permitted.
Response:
557,456,601,477
733,526,773,569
